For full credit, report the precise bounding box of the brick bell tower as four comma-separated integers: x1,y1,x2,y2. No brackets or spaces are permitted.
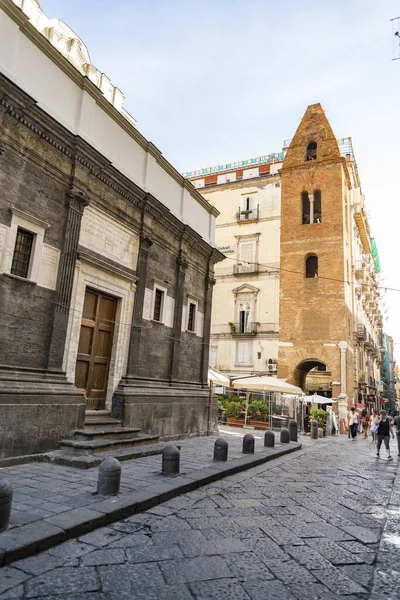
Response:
278,103,354,407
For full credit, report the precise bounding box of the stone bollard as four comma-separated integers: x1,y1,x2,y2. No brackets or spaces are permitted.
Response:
97,457,121,496
213,438,228,462
264,430,275,448
242,433,255,454
162,445,180,476
289,420,298,442
280,428,290,444
221,410,227,425
0,478,13,533
310,419,318,440
318,428,324,438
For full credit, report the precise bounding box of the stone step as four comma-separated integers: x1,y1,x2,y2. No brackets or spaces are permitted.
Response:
73,427,141,441
83,417,122,428
85,409,112,417
59,433,159,456
43,442,180,469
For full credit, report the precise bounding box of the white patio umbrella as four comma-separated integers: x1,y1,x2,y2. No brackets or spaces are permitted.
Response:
231,375,302,426
231,375,302,395
208,366,230,386
303,394,337,405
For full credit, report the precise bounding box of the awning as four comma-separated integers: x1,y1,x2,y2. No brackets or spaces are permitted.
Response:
232,375,302,395
208,367,230,386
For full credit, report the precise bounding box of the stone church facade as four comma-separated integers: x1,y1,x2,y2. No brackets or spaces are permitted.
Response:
0,0,222,458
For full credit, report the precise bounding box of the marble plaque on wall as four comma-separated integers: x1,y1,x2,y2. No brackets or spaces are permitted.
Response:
80,206,139,270
38,244,60,290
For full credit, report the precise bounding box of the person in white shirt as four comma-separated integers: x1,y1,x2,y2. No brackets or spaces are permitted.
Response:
347,407,359,441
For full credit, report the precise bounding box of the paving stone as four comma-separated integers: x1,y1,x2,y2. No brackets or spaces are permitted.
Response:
189,578,250,599
312,522,354,542
339,540,375,554
25,567,99,598
126,544,183,563
220,552,274,581
283,545,332,570
179,536,249,558
80,548,126,565
305,538,363,565
48,540,96,560
98,563,166,596
341,525,381,544
242,578,297,600
12,552,64,575
31,595,107,600
267,559,317,584
150,515,191,532
107,532,152,548
0,584,24,599
288,582,342,600
250,537,289,561
0,568,29,595
78,527,123,548
159,555,231,584
152,529,207,547
312,567,366,595
340,563,374,588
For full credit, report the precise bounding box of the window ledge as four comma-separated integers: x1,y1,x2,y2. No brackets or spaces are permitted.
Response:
152,319,165,325
234,363,254,368
186,329,197,335
3,272,37,285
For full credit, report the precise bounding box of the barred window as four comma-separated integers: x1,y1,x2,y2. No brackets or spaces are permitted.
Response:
11,228,34,279
187,302,196,332
153,288,164,322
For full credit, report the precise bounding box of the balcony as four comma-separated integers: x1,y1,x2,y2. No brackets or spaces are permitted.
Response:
229,322,258,335
356,324,367,342
236,206,259,223
233,262,259,275
354,259,364,281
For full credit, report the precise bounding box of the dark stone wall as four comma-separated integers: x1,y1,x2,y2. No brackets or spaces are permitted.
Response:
0,73,222,457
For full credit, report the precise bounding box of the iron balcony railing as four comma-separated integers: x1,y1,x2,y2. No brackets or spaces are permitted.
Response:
356,324,367,341
230,322,258,335
233,262,259,275
236,205,259,222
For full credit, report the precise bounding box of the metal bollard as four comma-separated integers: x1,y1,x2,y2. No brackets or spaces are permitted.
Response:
221,410,227,425
310,419,318,440
0,478,13,532
318,428,324,438
213,438,228,462
97,457,121,496
289,420,298,442
162,445,180,476
280,428,290,444
264,430,275,448
242,433,255,454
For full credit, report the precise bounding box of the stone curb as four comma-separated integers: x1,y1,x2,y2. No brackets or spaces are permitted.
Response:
0,441,301,566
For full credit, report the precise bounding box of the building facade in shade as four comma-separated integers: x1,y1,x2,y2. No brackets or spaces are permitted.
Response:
186,104,386,411
0,0,222,458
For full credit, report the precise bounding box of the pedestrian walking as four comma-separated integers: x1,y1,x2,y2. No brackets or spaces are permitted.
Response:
347,407,359,441
376,410,394,460
394,415,400,456
361,408,368,439
370,409,379,443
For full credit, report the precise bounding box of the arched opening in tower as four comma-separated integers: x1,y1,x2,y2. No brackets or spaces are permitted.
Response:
294,359,332,398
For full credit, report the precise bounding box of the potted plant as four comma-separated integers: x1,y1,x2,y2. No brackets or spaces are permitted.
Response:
228,322,237,333
310,407,329,435
225,399,245,426
248,399,269,429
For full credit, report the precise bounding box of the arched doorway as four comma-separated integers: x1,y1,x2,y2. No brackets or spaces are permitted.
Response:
294,359,332,399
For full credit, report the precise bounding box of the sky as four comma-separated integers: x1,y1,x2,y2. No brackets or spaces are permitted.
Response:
41,0,400,360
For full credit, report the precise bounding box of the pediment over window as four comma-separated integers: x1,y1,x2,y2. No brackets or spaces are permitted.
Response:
232,283,260,296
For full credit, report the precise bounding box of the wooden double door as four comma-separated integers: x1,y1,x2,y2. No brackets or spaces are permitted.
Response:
75,288,117,410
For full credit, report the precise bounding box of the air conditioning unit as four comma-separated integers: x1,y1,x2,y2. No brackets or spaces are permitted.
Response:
267,364,277,372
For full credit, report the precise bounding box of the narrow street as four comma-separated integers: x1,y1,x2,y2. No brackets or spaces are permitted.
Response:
1,435,399,599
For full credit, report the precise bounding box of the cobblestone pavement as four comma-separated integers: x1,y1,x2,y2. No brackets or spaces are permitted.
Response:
0,428,273,534
1,434,399,599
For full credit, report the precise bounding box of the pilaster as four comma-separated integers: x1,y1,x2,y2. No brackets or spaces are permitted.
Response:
200,269,216,385
47,192,88,370
169,251,188,382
